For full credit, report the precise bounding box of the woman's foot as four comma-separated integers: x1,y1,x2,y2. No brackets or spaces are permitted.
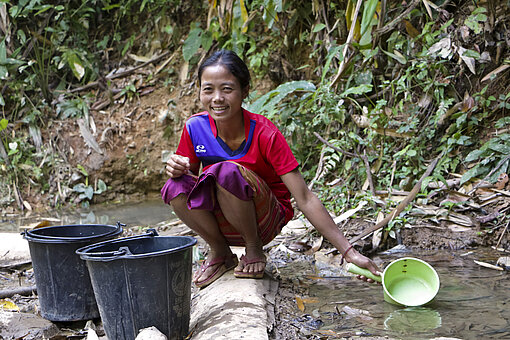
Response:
194,251,238,288
234,247,266,278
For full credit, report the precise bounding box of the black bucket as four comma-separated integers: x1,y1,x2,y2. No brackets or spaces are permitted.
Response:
23,222,123,322
76,229,197,340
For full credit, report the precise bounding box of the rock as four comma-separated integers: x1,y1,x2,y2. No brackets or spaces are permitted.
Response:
0,310,59,340
135,326,168,340
496,256,510,269
0,233,31,267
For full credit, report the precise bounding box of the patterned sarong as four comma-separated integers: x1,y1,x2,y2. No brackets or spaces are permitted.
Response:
161,161,286,246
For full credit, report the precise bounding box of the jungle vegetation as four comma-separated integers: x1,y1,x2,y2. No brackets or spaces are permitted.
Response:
0,0,509,239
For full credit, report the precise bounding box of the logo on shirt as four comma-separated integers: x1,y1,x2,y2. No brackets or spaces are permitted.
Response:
195,145,207,153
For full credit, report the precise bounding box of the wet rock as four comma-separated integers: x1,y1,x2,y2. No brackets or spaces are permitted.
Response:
0,310,59,340
497,256,510,269
136,326,168,340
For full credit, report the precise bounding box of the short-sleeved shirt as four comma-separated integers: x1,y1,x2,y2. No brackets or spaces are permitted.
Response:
176,108,299,222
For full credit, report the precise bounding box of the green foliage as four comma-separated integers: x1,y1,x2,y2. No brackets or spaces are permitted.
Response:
464,7,488,34
1,0,185,209
72,164,108,208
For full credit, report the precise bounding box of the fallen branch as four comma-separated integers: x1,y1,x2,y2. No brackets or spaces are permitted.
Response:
349,154,442,244
495,218,510,249
69,50,171,93
0,286,37,299
313,132,356,158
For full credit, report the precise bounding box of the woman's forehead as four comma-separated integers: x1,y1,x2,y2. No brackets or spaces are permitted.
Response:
201,65,239,84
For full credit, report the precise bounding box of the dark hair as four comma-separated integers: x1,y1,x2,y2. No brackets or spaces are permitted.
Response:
198,49,251,90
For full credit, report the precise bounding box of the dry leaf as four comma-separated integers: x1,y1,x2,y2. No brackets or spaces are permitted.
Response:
0,299,19,311
295,295,305,312
495,173,509,190
448,223,472,232
458,46,476,74
333,201,368,224
482,64,510,82
128,53,151,63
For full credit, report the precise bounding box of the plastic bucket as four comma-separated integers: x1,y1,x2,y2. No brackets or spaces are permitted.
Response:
347,257,440,307
76,229,197,340
23,222,123,321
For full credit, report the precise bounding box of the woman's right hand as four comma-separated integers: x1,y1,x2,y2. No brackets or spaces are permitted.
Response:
165,155,190,178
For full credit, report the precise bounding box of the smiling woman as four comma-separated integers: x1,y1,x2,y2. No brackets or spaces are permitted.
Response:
161,49,381,289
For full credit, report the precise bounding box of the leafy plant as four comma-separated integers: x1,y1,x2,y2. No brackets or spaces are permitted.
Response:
72,164,108,208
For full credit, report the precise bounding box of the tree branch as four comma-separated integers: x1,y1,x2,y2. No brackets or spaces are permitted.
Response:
349,154,442,244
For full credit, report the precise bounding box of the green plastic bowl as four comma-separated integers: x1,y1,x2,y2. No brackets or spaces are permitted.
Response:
347,257,440,307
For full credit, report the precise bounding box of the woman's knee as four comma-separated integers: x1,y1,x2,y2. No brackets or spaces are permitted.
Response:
169,194,187,212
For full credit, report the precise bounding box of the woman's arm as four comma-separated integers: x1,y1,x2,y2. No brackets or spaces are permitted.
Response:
281,169,381,278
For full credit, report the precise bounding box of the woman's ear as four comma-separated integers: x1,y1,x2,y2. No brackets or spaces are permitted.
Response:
242,85,250,100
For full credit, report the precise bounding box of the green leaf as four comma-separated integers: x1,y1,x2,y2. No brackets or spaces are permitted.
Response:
84,186,94,200
66,52,85,80
465,149,485,162
73,183,87,193
381,48,407,64
341,84,372,97
247,81,316,114
495,117,510,128
0,39,6,63
77,164,88,177
488,142,510,154
313,24,326,33
407,149,417,157
95,179,107,194
201,30,213,52
460,165,486,185
183,26,202,62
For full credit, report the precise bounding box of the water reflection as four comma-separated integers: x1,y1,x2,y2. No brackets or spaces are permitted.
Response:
384,307,442,333
0,199,176,233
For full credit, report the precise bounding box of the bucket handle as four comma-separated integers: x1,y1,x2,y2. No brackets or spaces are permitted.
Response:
77,228,159,259
116,221,126,232
81,246,134,258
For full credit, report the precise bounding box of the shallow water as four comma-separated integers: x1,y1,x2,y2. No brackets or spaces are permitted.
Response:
280,249,510,339
0,199,175,233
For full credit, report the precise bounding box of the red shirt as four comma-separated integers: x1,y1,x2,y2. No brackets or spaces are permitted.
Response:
176,109,299,221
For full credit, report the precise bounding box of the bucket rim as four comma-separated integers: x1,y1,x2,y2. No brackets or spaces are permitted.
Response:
23,222,124,244
76,231,197,261
382,257,440,307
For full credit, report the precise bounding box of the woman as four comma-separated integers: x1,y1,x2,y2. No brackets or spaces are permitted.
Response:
162,49,380,288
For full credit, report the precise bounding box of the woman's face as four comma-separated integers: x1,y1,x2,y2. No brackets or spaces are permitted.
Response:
199,64,248,123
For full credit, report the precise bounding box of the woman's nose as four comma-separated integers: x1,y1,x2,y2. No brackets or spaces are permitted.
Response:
213,90,223,101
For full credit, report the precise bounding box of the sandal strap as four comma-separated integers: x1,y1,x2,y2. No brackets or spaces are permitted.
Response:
240,254,266,265
200,254,237,272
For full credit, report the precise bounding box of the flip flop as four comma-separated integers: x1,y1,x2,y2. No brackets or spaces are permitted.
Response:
194,253,238,288
234,254,266,279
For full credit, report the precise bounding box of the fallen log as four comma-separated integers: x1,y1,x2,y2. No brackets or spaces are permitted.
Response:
0,285,37,299
349,154,442,245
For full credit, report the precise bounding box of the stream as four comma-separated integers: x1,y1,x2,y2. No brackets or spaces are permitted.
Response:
1,201,509,339
275,248,510,339
0,198,175,233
